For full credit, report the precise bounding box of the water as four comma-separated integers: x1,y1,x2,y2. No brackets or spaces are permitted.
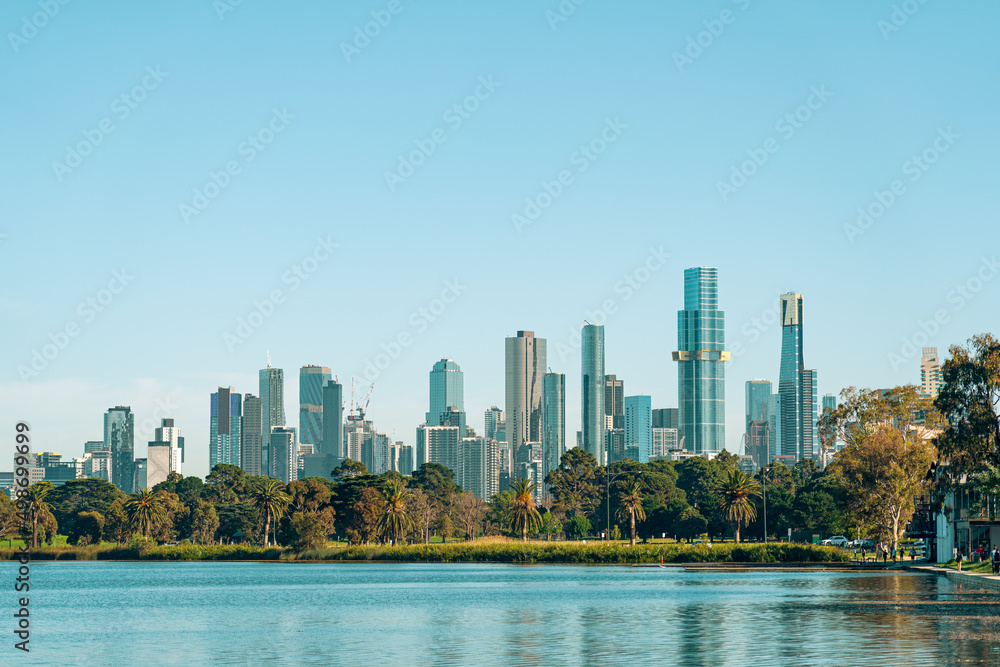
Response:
3,562,999,666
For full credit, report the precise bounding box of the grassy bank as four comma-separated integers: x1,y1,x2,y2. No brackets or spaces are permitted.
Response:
0,541,849,564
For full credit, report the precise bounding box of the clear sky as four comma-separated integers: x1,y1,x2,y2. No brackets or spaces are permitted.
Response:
2,0,998,479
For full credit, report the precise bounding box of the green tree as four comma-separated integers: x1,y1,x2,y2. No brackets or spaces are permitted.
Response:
436,513,454,543
124,489,166,538
0,493,18,544
216,502,260,544
332,459,369,481
565,514,591,540
247,480,291,547
615,479,647,546
288,509,336,550
505,478,542,542
189,500,220,544
538,511,563,539
376,479,412,545
348,487,385,545
24,482,56,548
676,506,707,541
104,497,131,543
970,466,1000,521
934,334,1000,478
791,459,820,488
717,469,761,543
408,488,435,543
47,478,124,538
450,491,481,540
68,511,105,546
545,448,602,519
204,464,248,504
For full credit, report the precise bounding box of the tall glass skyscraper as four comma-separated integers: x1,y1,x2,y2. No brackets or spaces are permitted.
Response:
581,324,606,465
427,358,464,426
542,372,565,482
778,292,819,461
299,365,331,449
210,387,242,469
322,379,344,462
505,330,546,464
624,395,651,463
673,267,729,455
104,406,134,493
241,393,263,475
745,380,772,433
260,362,285,476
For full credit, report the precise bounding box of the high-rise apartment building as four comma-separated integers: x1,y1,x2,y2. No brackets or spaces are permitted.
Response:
921,348,943,398
745,380,772,434
415,424,462,481
260,362,285,476
542,372,565,484
299,365,331,449
270,426,297,484
581,324,606,465
241,394,263,475
652,408,679,430
505,330,546,469
673,267,729,455
210,387,241,469
604,374,625,462
778,293,819,461
104,406,135,493
148,418,183,487
624,395,651,463
427,359,464,427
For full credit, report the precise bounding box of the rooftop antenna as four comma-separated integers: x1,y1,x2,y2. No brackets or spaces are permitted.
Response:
266,350,272,368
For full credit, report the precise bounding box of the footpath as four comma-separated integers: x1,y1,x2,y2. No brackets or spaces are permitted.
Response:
909,564,1000,591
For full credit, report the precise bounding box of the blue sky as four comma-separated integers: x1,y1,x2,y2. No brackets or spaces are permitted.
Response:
2,0,998,479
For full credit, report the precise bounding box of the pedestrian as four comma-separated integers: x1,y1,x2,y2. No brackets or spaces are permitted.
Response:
957,550,964,572
861,545,867,563
891,545,896,562
992,547,1000,575
977,544,985,563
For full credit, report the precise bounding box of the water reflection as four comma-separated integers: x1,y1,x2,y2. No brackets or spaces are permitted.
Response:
6,562,1000,666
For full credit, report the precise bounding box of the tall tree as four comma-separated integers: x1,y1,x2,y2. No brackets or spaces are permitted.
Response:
124,489,166,539
934,334,1000,478
717,469,761,543
545,448,602,520
615,479,647,546
24,482,56,548
376,479,412,545
349,487,385,545
451,491,482,540
332,459,368,481
408,488,435,543
247,480,290,547
189,500,220,544
505,478,542,542
69,511,105,546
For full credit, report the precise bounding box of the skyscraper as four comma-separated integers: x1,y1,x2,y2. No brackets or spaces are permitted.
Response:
427,359,464,426
150,418,183,483
299,365,331,449
581,324,606,465
778,293,819,461
624,395,651,463
605,374,625,462
270,426,297,484
322,379,344,464
260,361,285,476
921,347,943,398
505,330,546,466
673,267,729,455
745,380,772,434
241,394,263,475
104,406,134,493
542,372,565,483
210,387,242,469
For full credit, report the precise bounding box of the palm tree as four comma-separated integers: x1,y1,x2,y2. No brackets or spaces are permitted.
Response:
377,479,413,545
124,488,166,539
248,480,290,547
717,469,762,543
506,478,542,542
24,483,53,548
615,479,646,546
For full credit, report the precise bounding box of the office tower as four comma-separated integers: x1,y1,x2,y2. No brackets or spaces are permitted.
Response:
778,293,819,461
822,394,837,415
270,426,297,484
745,380,772,434
624,395,652,463
581,324,606,465
241,394,263,476
344,416,375,464
415,424,462,481
397,443,414,476
133,458,147,491
921,348,942,398
322,380,344,461
210,387,242,470
651,427,678,458
463,435,498,501
260,362,285,476
505,330,547,469
746,420,769,471
604,374,625,462
427,359,464,426
84,441,106,454
152,418,182,475
484,406,504,441
673,267,729,455
440,407,467,439
146,442,172,488
299,365,331,449
85,451,112,481
364,432,391,475
767,393,780,463
652,408,679,430
104,406,135,493
542,372,565,484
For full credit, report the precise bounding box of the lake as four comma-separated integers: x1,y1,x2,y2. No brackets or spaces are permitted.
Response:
3,562,998,665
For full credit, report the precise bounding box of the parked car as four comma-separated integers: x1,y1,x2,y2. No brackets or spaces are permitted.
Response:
821,536,849,547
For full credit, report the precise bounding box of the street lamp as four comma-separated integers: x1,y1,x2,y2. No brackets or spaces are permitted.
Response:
760,465,773,543
606,467,642,542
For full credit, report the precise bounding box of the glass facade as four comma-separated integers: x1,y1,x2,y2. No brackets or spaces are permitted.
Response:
542,372,565,483
674,267,728,454
322,380,344,462
104,406,134,493
210,387,242,469
299,365,331,448
241,394,263,475
581,324,606,465
427,359,464,426
624,395,651,463
778,293,819,461
259,365,285,476
505,331,546,466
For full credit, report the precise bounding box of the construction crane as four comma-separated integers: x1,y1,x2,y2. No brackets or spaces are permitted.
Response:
356,383,375,421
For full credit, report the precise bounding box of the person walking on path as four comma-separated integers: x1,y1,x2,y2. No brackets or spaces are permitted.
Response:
891,545,897,562
957,550,964,571
977,544,985,563
882,544,888,564
991,547,1000,575
861,545,867,563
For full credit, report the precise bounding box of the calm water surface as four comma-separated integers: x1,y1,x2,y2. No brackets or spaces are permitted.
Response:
3,562,999,666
